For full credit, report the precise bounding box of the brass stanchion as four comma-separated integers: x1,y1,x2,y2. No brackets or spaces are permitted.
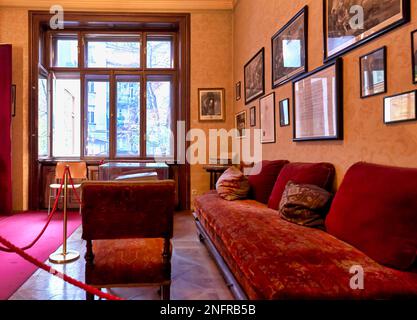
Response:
49,166,80,264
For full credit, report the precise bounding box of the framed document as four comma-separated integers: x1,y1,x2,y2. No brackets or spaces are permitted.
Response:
324,0,410,61
360,47,387,98
293,59,343,141
384,90,417,124
260,93,276,144
272,6,308,88
244,48,265,105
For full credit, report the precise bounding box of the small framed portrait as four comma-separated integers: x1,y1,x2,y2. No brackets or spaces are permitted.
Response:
236,81,241,101
412,29,417,84
198,88,225,122
360,47,387,98
249,106,257,127
384,90,417,124
244,48,265,105
272,6,308,88
279,98,290,127
11,84,16,117
235,110,247,138
260,93,276,144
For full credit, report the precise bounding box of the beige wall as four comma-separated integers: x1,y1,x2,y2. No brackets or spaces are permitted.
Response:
233,0,417,187
0,7,233,211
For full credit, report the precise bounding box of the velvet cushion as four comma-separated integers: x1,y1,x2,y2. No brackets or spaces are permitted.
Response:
268,163,335,210
216,167,250,201
326,162,417,270
279,181,332,229
247,160,289,204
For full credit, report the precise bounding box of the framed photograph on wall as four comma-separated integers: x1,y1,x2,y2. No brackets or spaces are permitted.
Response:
250,106,256,127
279,98,290,127
384,90,417,124
293,59,343,141
236,81,241,101
360,46,387,98
235,110,247,138
272,6,308,88
198,88,225,122
324,0,410,61
11,84,16,117
260,93,276,144
244,48,265,105
412,30,417,84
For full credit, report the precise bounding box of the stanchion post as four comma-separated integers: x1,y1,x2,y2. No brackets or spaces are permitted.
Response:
49,165,80,264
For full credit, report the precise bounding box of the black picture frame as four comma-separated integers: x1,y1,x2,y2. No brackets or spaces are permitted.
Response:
260,92,276,144
235,110,247,138
412,29,417,84
11,84,16,117
198,88,226,122
292,58,343,142
250,106,256,127
383,90,417,125
236,81,241,101
323,0,410,62
279,98,290,127
244,48,265,105
359,46,387,99
271,6,308,88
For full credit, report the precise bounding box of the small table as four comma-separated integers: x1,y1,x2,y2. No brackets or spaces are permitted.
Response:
203,165,231,190
98,162,169,181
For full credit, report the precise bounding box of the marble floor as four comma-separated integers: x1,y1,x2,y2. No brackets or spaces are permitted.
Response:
10,211,233,300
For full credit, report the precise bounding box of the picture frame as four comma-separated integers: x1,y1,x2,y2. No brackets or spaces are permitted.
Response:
235,110,247,138
250,106,256,127
279,98,290,127
236,81,241,101
323,0,410,62
293,59,343,141
11,84,16,117
272,6,308,88
360,46,387,98
260,92,276,144
383,90,417,124
198,88,225,122
412,29,417,84
244,48,265,105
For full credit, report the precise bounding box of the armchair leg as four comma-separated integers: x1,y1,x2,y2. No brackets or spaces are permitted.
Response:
161,284,171,300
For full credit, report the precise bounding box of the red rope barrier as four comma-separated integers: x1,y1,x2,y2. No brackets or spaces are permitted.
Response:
66,169,82,204
0,235,123,300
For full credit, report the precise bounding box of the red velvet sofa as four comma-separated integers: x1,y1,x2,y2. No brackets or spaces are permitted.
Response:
194,162,417,300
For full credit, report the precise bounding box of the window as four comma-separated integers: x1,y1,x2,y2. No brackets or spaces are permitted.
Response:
38,75,49,157
43,31,176,160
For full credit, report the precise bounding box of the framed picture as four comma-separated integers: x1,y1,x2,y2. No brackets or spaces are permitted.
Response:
324,0,410,61
198,88,225,122
244,48,265,105
11,84,16,117
260,93,276,144
360,46,387,98
412,30,417,84
236,81,241,101
235,110,247,138
384,90,417,124
293,59,343,141
272,6,308,88
250,106,256,127
279,99,290,127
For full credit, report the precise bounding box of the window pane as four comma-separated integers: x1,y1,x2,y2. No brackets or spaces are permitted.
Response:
146,36,173,68
85,78,110,156
116,77,140,157
54,39,78,67
87,40,140,68
38,76,49,157
53,78,80,157
146,80,173,157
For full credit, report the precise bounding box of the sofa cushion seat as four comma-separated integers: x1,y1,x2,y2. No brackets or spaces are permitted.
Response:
194,191,417,300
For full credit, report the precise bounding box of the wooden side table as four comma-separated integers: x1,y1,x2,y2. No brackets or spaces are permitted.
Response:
203,165,231,190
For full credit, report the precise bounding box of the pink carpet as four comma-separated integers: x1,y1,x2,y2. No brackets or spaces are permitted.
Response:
0,211,81,300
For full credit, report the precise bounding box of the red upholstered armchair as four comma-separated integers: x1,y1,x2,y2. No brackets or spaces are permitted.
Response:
81,180,176,300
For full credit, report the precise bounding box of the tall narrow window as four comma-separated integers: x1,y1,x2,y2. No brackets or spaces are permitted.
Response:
116,75,141,157
146,77,173,158
52,76,81,157
146,35,173,69
85,75,110,157
38,75,49,157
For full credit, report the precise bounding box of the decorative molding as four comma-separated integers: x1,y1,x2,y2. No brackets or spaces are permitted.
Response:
0,0,234,11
